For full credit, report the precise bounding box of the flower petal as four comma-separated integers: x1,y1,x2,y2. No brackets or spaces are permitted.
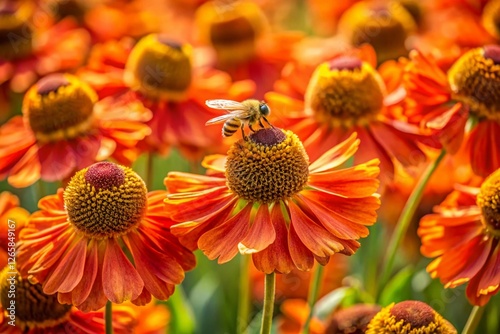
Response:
252,204,295,274
288,221,314,271
308,132,359,173
71,240,99,306
102,238,144,303
240,204,276,254
198,203,253,263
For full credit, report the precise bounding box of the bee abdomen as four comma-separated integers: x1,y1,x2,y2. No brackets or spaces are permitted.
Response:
223,118,241,137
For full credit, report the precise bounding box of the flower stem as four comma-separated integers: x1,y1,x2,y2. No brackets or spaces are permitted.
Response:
238,255,251,334
301,265,324,334
260,272,276,334
105,301,113,334
378,149,446,297
145,152,154,190
462,305,485,334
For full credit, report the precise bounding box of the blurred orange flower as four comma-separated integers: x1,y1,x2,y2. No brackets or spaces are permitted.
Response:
80,33,254,159
16,162,195,312
418,168,500,306
266,47,434,184
0,73,151,187
0,266,137,333
0,192,29,267
403,45,500,177
165,129,380,273
0,2,90,94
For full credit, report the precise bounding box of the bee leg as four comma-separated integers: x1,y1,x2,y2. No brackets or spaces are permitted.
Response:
249,124,257,132
241,124,248,141
262,116,274,128
258,119,265,128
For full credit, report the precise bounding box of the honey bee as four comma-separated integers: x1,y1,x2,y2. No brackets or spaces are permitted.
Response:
205,99,274,139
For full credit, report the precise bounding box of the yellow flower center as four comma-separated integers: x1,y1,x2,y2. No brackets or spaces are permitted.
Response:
225,128,309,204
0,267,71,330
305,57,386,128
22,73,98,143
448,45,500,121
482,0,500,39
338,1,416,64
477,168,500,238
0,2,34,60
366,301,457,334
64,162,147,239
124,34,193,101
195,0,267,65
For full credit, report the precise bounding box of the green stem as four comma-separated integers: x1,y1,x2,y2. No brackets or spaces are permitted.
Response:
166,285,196,334
301,265,324,334
105,301,113,334
378,149,446,298
260,272,276,334
145,152,154,190
238,255,251,334
462,305,485,334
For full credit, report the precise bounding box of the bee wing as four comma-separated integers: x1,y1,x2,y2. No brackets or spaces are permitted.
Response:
205,99,246,111
205,114,236,125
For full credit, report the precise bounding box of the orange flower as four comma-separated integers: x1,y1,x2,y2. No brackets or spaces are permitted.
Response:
165,129,380,273
0,192,29,268
0,266,136,333
266,49,433,184
193,0,303,98
278,299,381,334
79,33,254,159
0,73,151,187
404,45,500,177
366,300,456,333
418,168,500,306
16,162,195,312
0,3,90,94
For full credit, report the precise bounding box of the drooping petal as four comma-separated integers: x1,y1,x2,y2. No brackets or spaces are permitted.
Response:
198,203,253,263
468,121,500,177
43,237,87,294
288,221,314,271
71,239,99,306
252,204,295,274
288,200,344,257
102,238,144,303
38,141,76,182
165,172,227,193
240,204,276,254
477,241,500,296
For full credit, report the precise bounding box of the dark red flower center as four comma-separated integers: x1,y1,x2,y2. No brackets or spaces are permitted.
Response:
390,301,435,328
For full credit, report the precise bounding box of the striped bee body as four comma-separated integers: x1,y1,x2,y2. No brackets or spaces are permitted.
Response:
205,99,274,140
222,118,242,137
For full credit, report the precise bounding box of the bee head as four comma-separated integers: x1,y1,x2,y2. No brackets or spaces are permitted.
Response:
259,102,270,116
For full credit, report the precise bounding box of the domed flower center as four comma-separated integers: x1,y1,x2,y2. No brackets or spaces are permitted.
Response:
325,304,381,334
195,0,267,65
0,2,34,60
366,301,457,334
23,73,98,143
225,128,309,204
448,45,500,121
477,168,500,237
64,162,148,239
305,57,386,128
0,267,72,330
124,34,193,101
338,2,416,64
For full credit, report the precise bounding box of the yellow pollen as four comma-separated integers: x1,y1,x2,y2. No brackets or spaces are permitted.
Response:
0,2,34,60
195,0,268,66
482,0,500,39
0,266,72,330
366,301,457,334
22,73,98,143
477,168,500,237
124,34,193,101
448,46,500,121
305,58,386,129
225,128,309,204
64,162,148,239
338,1,416,64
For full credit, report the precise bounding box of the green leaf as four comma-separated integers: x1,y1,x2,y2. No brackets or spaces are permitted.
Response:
379,266,415,306
313,287,350,321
